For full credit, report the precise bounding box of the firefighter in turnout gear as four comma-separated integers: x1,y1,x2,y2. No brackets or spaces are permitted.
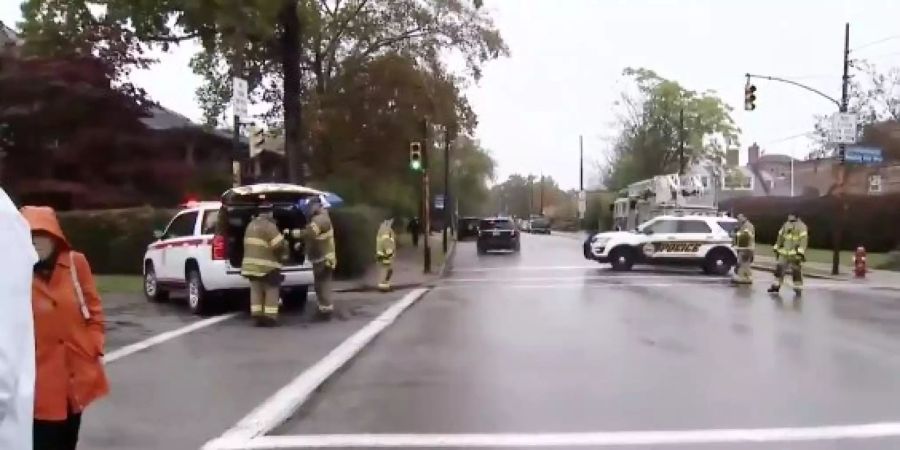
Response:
731,214,755,285
376,218,396,292
768,213,809,295
241,201,289,326
290,195,337,319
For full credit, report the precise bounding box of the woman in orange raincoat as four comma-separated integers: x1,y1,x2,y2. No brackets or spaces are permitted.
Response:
21,206,108,450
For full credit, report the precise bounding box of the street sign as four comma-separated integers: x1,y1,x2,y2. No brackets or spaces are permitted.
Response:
434,194,445,210
232,77,249,119
845,145,883,165
577,190,586,218
828,112,858,144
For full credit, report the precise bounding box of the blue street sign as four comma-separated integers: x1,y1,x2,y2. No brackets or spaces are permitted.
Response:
845,145,883,165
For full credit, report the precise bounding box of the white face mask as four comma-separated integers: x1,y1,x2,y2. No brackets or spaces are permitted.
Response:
32,235,56,261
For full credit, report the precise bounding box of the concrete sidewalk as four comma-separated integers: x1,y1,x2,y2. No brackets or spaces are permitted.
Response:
752,254,900,284
334,233,451,293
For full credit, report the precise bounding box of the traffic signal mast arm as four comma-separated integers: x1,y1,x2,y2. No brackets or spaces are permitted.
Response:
745,73,841,108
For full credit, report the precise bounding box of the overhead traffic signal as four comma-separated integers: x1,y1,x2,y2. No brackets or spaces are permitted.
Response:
744,83,757,111
409,141,423,171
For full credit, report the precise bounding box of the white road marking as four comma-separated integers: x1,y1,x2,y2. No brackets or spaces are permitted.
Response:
103,313,238,364
445,275,721,283
452,265,600,272
203,288,431,449
436,282,730,290
206,422,900,448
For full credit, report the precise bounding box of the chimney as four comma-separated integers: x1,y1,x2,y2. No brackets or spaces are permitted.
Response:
748,143,760,165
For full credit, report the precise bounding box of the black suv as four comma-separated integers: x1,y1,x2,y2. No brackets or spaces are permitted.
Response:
477,217,520,254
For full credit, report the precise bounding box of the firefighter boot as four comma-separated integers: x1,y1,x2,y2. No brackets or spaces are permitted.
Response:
767,284,781,294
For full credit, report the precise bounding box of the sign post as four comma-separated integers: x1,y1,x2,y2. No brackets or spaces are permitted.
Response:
231,77,249,187
577,190,586,219
828,112,858,144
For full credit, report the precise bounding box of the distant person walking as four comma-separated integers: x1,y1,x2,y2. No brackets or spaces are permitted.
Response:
21,206,109,450
0,186,38,450
375,218,396,292
407,217,421,248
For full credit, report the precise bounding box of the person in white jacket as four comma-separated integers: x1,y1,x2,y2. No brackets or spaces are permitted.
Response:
0,183,38,450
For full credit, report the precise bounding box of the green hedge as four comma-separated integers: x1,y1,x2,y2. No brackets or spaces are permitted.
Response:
57,205,385,277
57,207,175,275
720,194,900,252
329,205,387,278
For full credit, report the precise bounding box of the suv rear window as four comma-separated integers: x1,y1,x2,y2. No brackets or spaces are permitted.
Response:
480,219,514,230
717,221,739,234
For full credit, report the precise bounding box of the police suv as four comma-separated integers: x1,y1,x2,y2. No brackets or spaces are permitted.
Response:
142,184,319,315
583,214,739,275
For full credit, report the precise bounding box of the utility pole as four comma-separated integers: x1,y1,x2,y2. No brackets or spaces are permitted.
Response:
422,119,432,273
539,173,544,216
832,22,851,276
528,176,533,217
442,125,453,254
230,14,246,188
678,107,686,176
578,135,585,225
579,135,584,191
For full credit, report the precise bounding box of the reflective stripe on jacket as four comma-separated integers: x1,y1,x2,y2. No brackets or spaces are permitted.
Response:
376,224,396,264
293,212,337,268
241,215,287,278
773,219,808,257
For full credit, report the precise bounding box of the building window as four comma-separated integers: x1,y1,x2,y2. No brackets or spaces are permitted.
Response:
868,174,882,193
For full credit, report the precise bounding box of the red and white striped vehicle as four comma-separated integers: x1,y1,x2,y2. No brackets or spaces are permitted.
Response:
142,184,319,314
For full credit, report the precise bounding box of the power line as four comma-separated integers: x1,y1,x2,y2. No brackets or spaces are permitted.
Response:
855,50,900,62
763,131,817,146
851,34,900,52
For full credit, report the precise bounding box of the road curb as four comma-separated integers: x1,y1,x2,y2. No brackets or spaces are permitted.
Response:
203,287,432,449
751,263,845,280
437,238,457,279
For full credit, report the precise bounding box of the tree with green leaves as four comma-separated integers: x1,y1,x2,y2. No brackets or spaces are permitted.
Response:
18,0,507,183
603,67,740,190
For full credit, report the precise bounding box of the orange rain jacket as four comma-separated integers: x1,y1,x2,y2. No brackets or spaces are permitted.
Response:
21,206,108,421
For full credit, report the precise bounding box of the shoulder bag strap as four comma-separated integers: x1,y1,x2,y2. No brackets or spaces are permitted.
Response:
69,252,91,320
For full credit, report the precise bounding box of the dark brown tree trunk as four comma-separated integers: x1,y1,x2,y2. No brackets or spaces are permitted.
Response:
279,0,303,183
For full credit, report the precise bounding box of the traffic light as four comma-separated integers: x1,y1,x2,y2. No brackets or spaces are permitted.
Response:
409,141,423,171
744,83,757,111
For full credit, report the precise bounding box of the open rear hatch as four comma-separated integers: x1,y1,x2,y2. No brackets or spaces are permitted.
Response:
216,184,325,269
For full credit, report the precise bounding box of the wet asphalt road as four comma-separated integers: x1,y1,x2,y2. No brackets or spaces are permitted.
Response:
273,233,900,449
81,290,410,450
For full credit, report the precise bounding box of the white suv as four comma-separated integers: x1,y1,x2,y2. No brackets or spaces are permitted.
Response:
583,215,738,275
143,196,314,315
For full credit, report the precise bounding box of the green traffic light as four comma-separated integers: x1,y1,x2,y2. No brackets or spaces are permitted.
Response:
410,160,422,171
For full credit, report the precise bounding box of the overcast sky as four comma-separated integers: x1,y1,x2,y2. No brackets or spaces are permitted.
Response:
5,0,900,190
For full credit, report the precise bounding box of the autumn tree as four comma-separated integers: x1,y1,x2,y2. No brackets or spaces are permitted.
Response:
489,174,570,219
603,68,740,190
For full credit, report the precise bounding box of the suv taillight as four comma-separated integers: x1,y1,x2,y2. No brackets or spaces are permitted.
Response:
211,234,226,260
